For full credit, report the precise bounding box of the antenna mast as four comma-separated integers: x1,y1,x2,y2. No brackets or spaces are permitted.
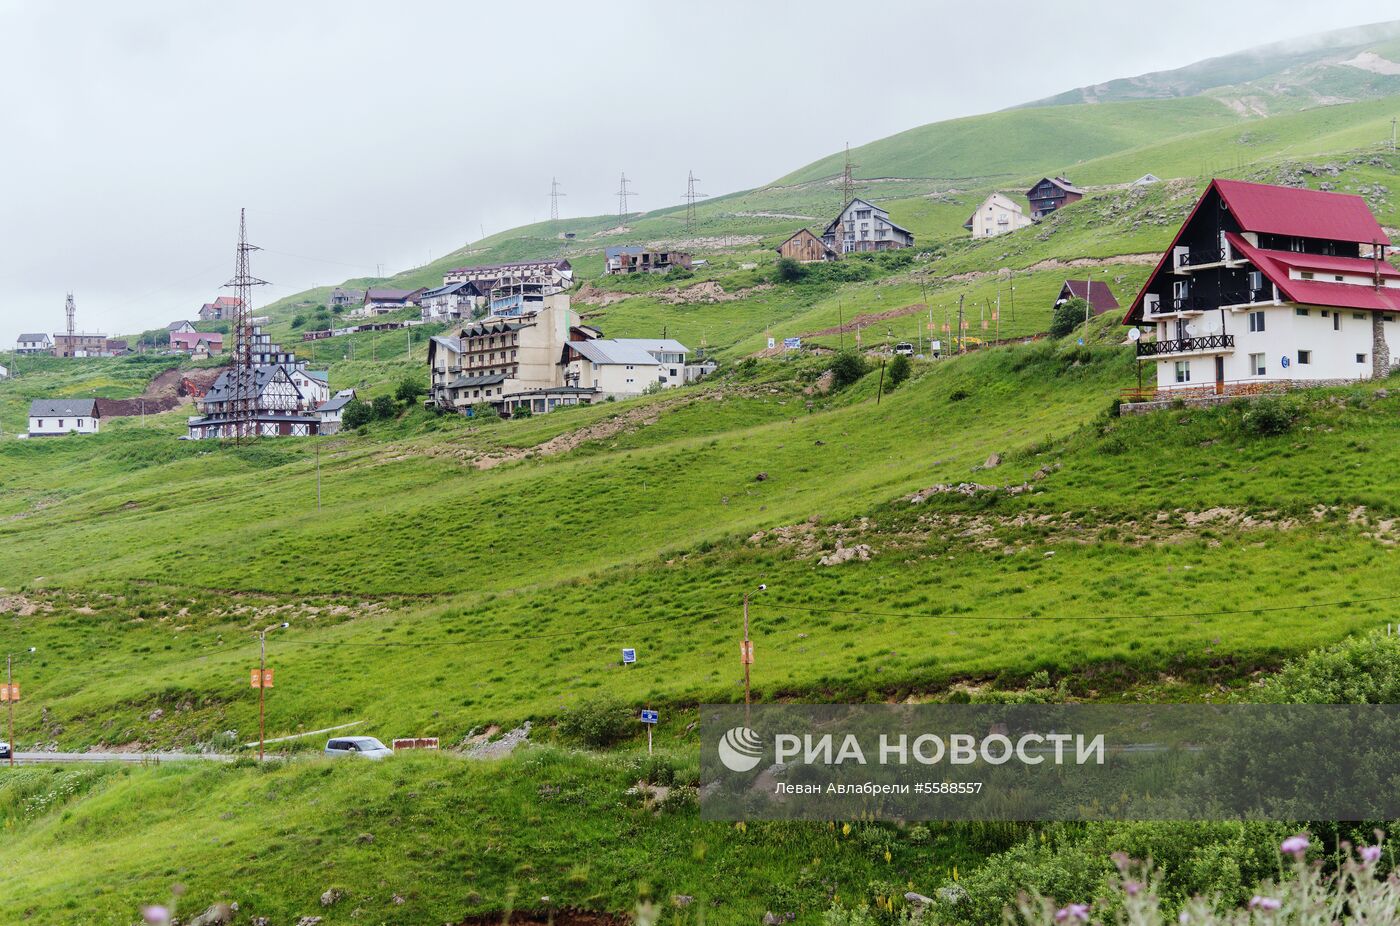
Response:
64,293,75,339
683,170,708,229
223,208,269,444
840,142,857,208
616,172,635,222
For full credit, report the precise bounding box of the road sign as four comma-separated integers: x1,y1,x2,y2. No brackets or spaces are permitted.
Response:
250,669,273,689
740,640,754,665
783,337,801,350
621,647,637,664
640,709,659,724
767,337,776,349
0,683,18,702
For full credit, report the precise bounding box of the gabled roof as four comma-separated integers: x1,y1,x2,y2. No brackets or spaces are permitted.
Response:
17,332,50,342
609,338,689,355
1029,177,1084,197
422,281,481,298
822,197,912,238
1225,233,1400,314
1214,178,1390,246
30,398,98,417
316,394,355,413
203,364,300,404
777,228,837,253
1059,279,1120,315
304,370,329,383
213,295,241,307
166,320,195,331
605,245,645,259
364,288,421,302
567,339,662,366
1125,179,1396,323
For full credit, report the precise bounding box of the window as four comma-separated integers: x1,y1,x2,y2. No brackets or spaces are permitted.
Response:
1334,312,1341,331
1301,271,1315,280
1357,353,1368,364
1248,270,1264,293
1249,311,1266,332
1250,353,1266,376
1354,313,1366,320
1297,350,1311,365
1321,310,1330,318
1296,308,1310,316
1175,361,1191,383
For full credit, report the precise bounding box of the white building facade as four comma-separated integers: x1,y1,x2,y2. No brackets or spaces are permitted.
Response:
963,193,1033,238
28,399,100,436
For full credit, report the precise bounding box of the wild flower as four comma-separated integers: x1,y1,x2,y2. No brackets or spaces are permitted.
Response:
1054,902,1090,922
1247,896,1281,911
1280,834,1309,857
141,905,170,925
1361,844,1383,864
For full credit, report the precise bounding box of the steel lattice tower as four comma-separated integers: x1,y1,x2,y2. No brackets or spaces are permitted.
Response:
64,293,76,339
683,171,708,229
616,172,635,221
549,177,565,225
223,209,269,444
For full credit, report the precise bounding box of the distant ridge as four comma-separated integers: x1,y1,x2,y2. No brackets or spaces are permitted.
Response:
1020,19,1400,110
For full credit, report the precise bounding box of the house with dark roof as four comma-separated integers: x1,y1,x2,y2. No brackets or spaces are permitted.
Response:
16,333,52,354
1026,177,1084,219
315,389,357,434
419,281,486,320
604,247,693,275
186,364,324,439
328,287,365,311
776,228,838,263
167,320,196,334
1123,178,1400,396
28,398,100,436
361,288,426,316
821,198,914,254
1056,279,1120,317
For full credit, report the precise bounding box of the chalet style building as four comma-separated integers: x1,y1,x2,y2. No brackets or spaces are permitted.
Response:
821,198,914,254
419,281,487,321
186,326,329,439
964,193,1033,238
1056,279,1120,316
776,228,838,263
198,295,242,321
1124,179,1399,395
360,288,425,316
1026,177,1084,219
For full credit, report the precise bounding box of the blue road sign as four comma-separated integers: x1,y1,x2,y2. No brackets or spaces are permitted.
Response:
640,709,659,724
622,647,637,664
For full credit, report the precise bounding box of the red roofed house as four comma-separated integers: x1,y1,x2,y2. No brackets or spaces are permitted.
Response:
1124,179,1399,395
1056,279,1120,316
170,329,224,355
198,295,242,321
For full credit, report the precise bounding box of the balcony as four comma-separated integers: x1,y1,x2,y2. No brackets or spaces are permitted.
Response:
1136,335,1234,358
1174,246,1234,272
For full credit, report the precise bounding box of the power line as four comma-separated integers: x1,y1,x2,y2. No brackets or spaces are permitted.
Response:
683,170,707,228
549,177,566,225
616,172,635,221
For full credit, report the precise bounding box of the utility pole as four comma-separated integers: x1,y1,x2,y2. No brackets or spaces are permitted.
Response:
741,586,764,724
837,299,844,352
841,143,856,209
1084,278,1092,327
549,177,566,227
957,295,965,353
5,648,33,767
1391,117,1397,151
254,623,288,761
316,438,322,512
616,172,635,222
683,171,707,229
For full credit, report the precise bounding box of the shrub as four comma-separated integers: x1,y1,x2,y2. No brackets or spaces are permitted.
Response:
775,257,807,283
556,697,634,748
512,406,532,419
1240,396,1299,436
948,387,971,402
1248,629,1400,704
1050,297,1089,338
340,400,373,430
829,352,870,389
469,403,499,420
370,395,397,420
394,377,426,403
885,354,911,391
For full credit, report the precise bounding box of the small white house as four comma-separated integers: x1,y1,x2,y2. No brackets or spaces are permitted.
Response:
563,338,690,398
315,389,356,435
963,193,1033,238
16,333,52,354
0,363,8,379
29,398,100,436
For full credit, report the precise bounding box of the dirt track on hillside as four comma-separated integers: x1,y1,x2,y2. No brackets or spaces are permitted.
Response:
96,365,225,418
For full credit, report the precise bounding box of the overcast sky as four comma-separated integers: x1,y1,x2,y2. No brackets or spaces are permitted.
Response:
0,0,1391,345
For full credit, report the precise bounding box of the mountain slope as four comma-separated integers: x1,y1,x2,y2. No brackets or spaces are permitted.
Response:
1024,19,1400,113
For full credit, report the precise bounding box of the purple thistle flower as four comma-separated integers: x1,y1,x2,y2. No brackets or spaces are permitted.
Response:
1123,881,1142,897
1280,834,1309,857
1248,895,1281,911
141,906,170,925
1361,844,1384,864
1054,903,1090,922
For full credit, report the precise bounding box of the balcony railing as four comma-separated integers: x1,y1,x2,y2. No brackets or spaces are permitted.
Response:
1176,246,1230,269
1136,335,1235,357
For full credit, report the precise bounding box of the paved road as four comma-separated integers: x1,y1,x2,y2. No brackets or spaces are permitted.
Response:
9,751,235,765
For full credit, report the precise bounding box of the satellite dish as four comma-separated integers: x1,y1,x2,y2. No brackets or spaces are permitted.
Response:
1127,327,1142,342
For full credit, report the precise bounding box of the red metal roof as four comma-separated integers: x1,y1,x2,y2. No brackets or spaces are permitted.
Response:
1215,179,1391,246
1061,279,1120,314
1225,233,1400,314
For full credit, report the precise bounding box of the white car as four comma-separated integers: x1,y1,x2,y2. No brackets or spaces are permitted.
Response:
894,342,915,356
324,736,392,760
0,741,10,760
